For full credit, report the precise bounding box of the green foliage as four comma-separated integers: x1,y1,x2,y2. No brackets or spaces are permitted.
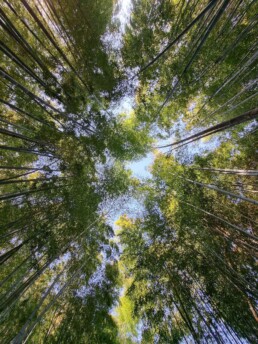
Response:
119,135,258,342
0,0,257,343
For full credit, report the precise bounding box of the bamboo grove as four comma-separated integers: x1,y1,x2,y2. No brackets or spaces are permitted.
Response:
0,0,257,343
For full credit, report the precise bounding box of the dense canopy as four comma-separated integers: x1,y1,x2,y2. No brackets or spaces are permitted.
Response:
0,0,257,343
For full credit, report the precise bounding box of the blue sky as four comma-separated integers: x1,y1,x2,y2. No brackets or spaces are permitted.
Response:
127,153,153,178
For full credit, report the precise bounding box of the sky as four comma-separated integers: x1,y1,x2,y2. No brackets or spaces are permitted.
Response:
128,153,153,178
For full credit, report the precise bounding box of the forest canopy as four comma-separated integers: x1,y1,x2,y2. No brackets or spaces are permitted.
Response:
0,0,257,343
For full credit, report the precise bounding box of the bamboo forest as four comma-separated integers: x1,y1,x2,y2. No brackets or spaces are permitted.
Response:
0,0,258,343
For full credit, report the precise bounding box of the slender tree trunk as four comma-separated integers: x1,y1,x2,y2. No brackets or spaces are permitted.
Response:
160,0,230,110
12,263,85,344
0,127,50,146
189,167,258,176
4,0,64,85
158,108,258,149
0,67,63,115
0,97,56,129
0,8,58,81
0,165,58,172
138,0,219,74
0,145,57,157
0,238,31,265
0,185,54,201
